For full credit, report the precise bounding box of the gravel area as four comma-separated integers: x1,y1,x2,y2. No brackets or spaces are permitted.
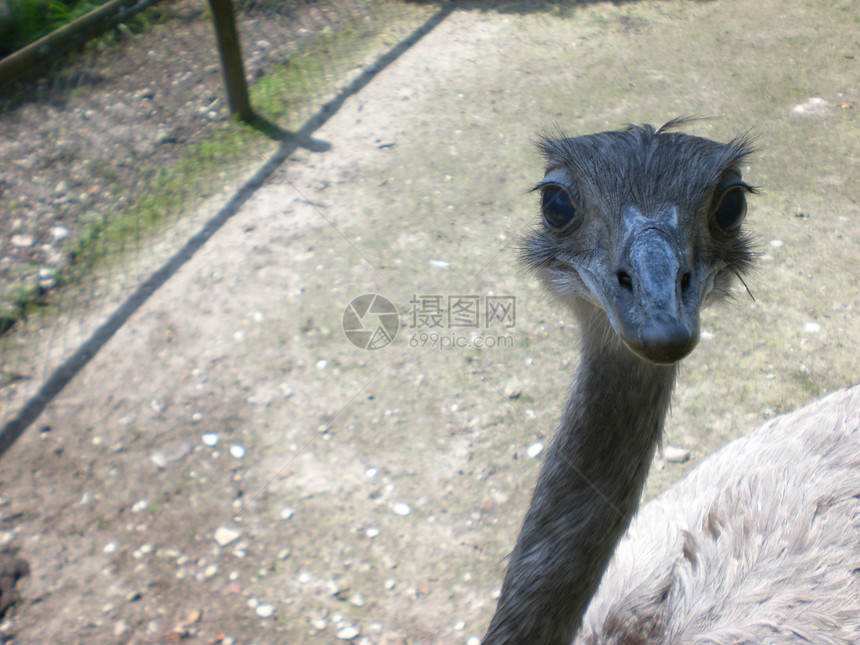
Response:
0,0,372,317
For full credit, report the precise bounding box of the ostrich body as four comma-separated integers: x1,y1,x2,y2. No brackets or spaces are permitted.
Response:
482,122,860,644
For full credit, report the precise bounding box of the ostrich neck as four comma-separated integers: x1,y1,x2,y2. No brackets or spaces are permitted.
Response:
483,320,677,645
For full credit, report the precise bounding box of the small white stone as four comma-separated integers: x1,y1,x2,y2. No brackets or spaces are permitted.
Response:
467,637,481,645
253,311,264,323
312,617,327,630
229,445,246,459
316,359,328,370
50,226,70,242
392,502,411,516
114,620,129,637
277,548,291,560
255,603,275,618
384,578,396,590
701,329,714,340
336,625,360,640
233,330,245,342
792,96,829,116
192,412,203,422
663,445,691,463
10,234,34,248
213,526,242,547
279,507,294,520
131,499,148,513
803,322,821,334
298,571,312,584
365,467,378,479
365,527,380,538
203,564,218,579
202,433,219,447
503,378,522,399
429,259,450,270
454,621,466,631
349,593,365,607
769,239,784,248
103,541,118,554
526,442,544,459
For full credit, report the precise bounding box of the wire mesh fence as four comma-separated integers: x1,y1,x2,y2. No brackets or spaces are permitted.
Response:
0,0,445,438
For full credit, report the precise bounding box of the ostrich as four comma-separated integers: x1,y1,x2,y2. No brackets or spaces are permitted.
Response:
482,121,860,644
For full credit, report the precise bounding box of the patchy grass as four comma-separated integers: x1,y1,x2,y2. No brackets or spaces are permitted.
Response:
1,1,437,336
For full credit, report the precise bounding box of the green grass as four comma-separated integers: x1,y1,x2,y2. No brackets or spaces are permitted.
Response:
1,0,115,56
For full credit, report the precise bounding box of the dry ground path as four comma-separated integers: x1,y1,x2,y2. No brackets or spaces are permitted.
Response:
0,1,857,643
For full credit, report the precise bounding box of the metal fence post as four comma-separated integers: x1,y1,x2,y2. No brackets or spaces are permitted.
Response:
208,0,252,121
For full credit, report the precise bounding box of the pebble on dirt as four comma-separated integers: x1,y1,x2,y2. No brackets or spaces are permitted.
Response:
526,442,544,459
229,444,246,459
50,226,69,242
337,625,360,640
213,526,242,547
503,378,522,399
10,235,34,248
255,603,275,618
392,502,411,516
663,445,691,463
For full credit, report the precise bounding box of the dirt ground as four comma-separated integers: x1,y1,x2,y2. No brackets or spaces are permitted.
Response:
0,0,378,309
0,0,858,643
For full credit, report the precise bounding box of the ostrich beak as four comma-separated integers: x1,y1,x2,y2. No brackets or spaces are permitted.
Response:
592,206,701,364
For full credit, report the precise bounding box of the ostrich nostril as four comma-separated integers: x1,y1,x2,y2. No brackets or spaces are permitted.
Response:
680,272,691,292
617,271,633,291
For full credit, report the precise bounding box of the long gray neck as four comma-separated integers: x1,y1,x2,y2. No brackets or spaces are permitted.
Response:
483,320,676,645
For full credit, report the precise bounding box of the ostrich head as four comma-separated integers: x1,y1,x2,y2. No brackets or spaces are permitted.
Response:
484,122,759,645
522,120,756,364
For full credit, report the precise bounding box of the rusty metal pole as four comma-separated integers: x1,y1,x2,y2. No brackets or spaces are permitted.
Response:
208,0,252,121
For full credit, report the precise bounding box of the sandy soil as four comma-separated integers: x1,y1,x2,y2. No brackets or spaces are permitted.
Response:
0,0,858,643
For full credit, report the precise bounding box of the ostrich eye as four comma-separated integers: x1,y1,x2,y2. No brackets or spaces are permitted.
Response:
713,185,748,233
541,184,579,230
